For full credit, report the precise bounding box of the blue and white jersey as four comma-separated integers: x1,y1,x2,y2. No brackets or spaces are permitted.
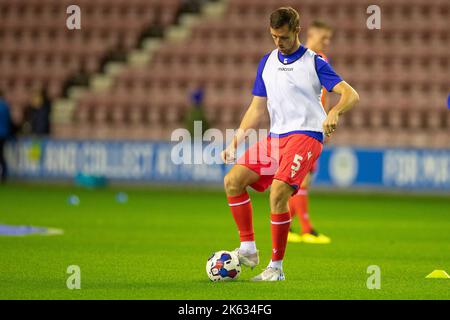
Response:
252,45,343,143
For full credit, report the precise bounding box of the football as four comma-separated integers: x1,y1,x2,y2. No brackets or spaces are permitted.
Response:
206,250,241,281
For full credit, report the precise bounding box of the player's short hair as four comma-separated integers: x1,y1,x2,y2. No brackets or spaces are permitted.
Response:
270,7,300,31
309,20,333,32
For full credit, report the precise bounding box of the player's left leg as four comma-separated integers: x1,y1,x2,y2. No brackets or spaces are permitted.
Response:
251,179,293,281
269,180,295,268
252,134,323,281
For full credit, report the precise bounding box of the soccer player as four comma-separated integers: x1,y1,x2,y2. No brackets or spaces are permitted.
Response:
287,20,335,244
221,7,359,281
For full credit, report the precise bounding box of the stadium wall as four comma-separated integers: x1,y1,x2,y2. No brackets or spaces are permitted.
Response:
4,138,450,191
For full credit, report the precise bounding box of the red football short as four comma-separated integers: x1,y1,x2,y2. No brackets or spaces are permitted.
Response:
236,133,323,192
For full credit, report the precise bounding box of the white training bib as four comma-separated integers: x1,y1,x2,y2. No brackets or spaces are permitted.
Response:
262,48,326,134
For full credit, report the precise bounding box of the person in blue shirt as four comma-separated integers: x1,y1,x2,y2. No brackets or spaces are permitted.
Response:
0,90,12,182
22,88,52,136
184,86,210,138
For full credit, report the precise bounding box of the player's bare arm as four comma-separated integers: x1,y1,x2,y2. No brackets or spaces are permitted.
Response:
221,96,268,164
323,81,359,137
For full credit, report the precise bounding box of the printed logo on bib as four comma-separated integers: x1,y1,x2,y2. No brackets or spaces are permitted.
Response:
278,67,294,72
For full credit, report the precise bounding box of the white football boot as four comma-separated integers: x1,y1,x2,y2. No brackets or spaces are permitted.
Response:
233,248,259,269
251,267,285,281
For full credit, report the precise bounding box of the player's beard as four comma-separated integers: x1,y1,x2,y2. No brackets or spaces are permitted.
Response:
279,44,293,55
279,38,299,55
278,45,289,54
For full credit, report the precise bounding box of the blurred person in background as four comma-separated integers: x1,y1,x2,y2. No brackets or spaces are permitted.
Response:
184,86,210,138
288,20,334,244
0,89,12,183
22,87,52,136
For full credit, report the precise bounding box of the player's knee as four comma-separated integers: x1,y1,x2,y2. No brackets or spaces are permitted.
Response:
269,191,285,211
270,186,291,213
224,172,245,196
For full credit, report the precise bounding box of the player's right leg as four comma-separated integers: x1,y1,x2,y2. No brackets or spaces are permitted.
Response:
224,164,260,197
224,164,261,268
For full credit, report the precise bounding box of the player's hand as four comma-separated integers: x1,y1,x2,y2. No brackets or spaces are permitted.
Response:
221,145,237,164
323,109,340,137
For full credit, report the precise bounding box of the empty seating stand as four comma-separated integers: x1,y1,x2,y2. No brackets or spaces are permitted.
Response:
1,0,449,147
0,0,181,123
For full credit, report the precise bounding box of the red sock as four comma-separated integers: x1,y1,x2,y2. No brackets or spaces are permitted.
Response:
227,192,254,242
271,212,291,261
288,188,313,234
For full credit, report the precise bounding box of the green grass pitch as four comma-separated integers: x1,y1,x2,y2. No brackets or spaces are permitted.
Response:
0,184,449,299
